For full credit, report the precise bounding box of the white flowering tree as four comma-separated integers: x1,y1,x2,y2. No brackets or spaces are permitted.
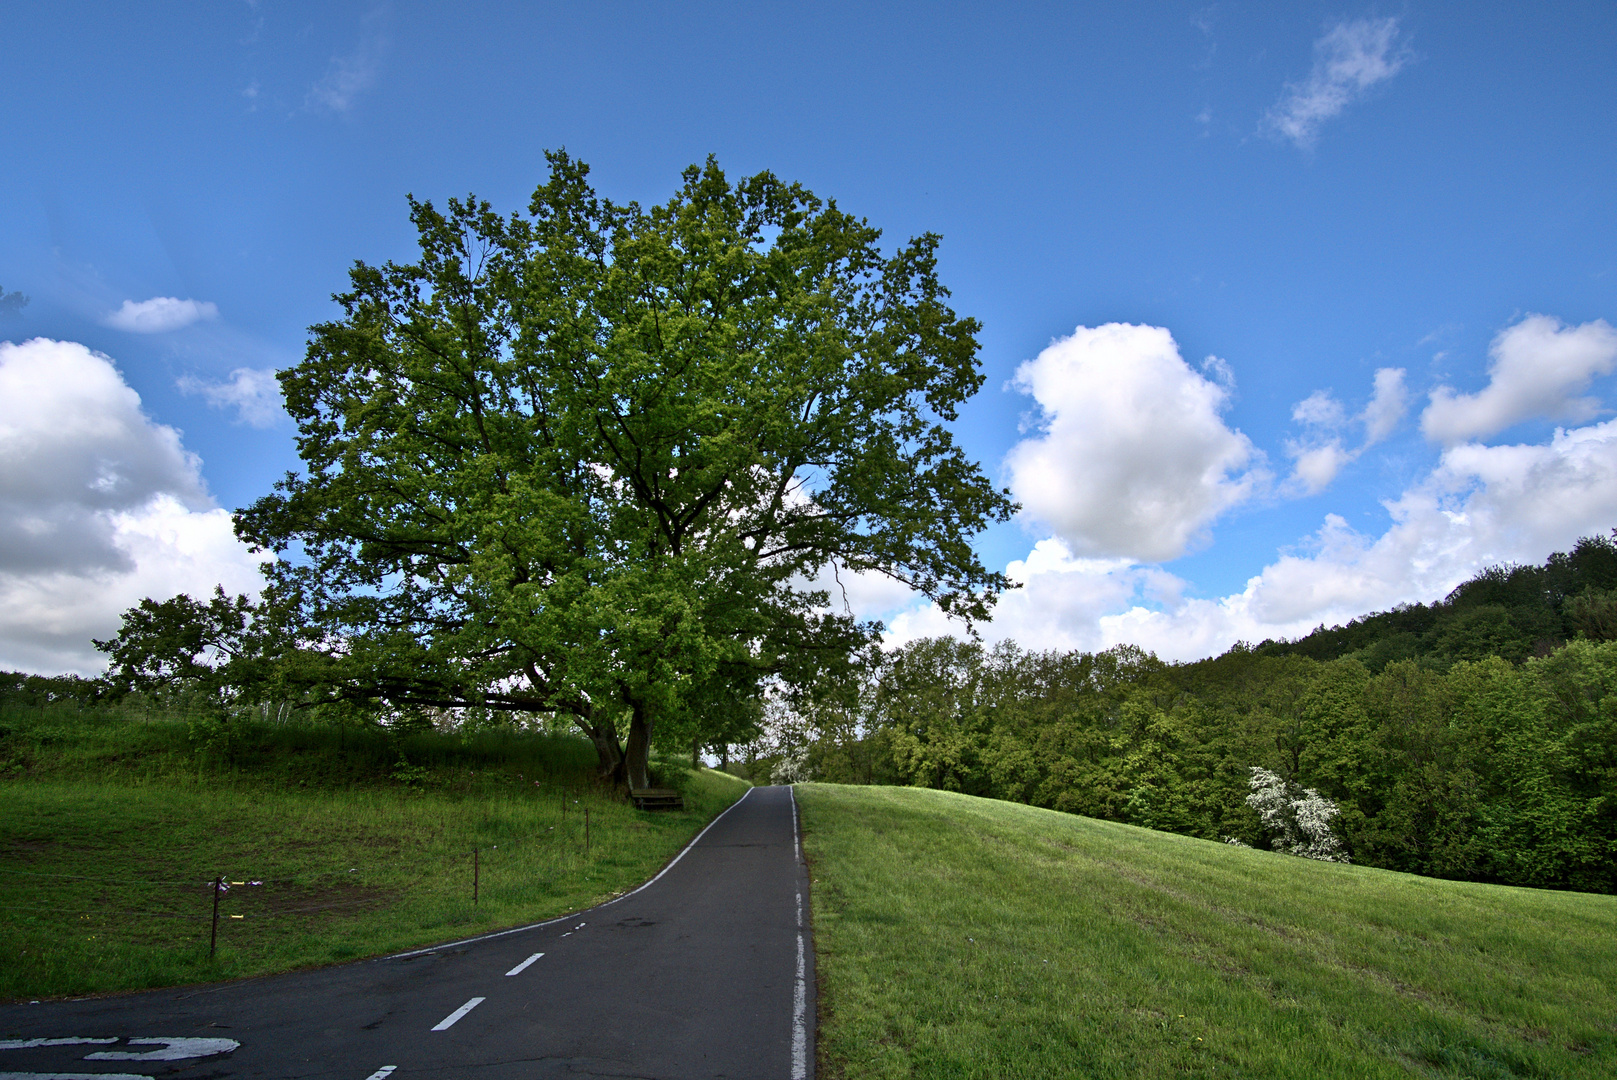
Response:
1245,767,1350,863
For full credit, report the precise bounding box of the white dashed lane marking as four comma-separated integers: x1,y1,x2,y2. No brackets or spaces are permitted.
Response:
430,997,485,1031
363,1067,397,1080
506,952,544,976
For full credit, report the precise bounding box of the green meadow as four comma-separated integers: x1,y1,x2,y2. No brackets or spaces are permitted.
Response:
798,783,1617,1080
0,708,748,1001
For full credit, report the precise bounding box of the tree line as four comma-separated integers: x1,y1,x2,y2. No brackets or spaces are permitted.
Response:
776,535,1617,894
1254,533,1617,669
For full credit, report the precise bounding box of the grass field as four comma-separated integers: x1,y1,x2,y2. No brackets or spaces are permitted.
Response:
797,783,1617,1080
0,708,750,1001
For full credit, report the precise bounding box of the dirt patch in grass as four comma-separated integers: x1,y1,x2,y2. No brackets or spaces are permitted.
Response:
229,880,403,921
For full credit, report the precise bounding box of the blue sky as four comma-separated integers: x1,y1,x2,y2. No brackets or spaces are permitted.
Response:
3,1,1616,672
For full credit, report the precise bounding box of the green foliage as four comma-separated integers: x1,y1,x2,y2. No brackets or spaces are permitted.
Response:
1565,586,1617,641
1258,531,1617,669
781,534,1617,893
801,634,1617,893
232,151,1012,789
93,587,267,716
0,670,99,709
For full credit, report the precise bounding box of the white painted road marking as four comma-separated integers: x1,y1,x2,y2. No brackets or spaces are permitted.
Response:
0,1072,152,1079
792,924,807,1080
791,786,801,862
790,785,808,1080
431,997,485,1031
0,1035,236,1079
86,1038,239,1061
506,952,544,976
363,1067,397,1080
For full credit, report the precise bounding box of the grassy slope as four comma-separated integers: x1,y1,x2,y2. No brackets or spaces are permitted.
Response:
0,713,750,1001
798,783,1617,1080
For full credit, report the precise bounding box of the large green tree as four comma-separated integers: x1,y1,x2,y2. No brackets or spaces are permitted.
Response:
236,152,1014,787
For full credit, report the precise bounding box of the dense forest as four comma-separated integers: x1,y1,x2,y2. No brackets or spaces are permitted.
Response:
779,533,1617,894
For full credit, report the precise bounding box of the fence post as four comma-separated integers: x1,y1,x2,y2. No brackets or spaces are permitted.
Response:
209,876,222,958
584,808,590,854
473,848,480,905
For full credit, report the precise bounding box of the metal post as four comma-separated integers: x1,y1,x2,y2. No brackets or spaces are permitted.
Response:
209,876,222,958
584,808,590,854
473,848,479,905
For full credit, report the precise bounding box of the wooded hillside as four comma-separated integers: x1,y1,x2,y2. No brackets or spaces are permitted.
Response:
786,533,1617,893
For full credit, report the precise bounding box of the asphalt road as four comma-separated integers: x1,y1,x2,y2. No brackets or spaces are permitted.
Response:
0,784,813,1080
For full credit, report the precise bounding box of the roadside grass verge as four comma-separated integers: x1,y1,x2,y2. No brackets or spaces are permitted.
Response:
797,783,1617,1080
0,711,750,1002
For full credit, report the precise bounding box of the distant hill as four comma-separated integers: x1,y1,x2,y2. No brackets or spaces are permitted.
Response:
1253,531,1617,671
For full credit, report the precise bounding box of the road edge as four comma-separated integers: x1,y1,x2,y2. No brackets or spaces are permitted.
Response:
384,785,759,961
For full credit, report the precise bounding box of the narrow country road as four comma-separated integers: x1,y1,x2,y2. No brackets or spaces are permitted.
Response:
0,785,813,1080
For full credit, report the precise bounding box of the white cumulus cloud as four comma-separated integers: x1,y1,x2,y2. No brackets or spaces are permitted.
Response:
0,339,267,674
887,540,1183,653
1283,367,1408,494
1421,314,1617,445
1292,389,1348,429
1265,16,1409,148
889,414,1617,662
1287,441,1356,495
105,296,219,333
1363,366,1409,444
1004,323,1264,563
881,315,1617,663
177,367,285,428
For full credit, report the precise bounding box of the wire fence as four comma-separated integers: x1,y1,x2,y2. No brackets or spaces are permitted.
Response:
0,800,610,955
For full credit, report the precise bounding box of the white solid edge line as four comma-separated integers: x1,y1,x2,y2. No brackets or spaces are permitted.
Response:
0,1073,153,1080
792,919,808,1080
791,783,802,864
505,951,544,976
0,1039,119,1049
363,1068,397,1080
387,786,758,960
430,997,485,1032
790,784,809,1080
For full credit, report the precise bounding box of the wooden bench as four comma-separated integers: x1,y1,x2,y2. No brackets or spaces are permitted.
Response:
630,787,685,811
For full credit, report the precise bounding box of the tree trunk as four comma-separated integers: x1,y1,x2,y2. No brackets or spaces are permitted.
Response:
574,706,625,785
692,736,700,770
624,702,653,790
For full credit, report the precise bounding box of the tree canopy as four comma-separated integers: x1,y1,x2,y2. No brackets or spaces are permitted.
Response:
233,151,1014,786
93,586,263,711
